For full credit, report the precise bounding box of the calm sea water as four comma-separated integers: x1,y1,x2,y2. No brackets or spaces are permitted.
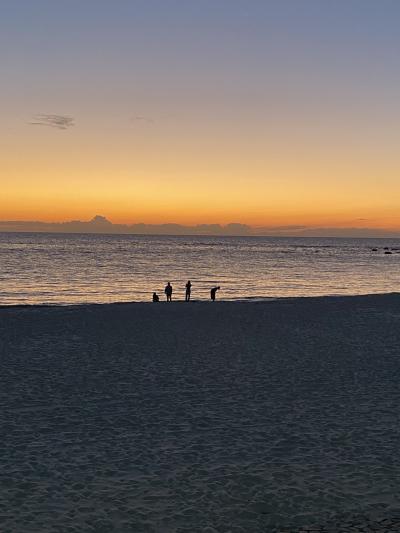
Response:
0,232,399,305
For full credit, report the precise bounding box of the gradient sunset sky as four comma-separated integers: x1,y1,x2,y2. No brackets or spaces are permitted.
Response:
2,1,400,231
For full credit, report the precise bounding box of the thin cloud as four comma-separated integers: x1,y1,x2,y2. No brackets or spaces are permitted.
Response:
29,114,75,129
265,225,308,231
131,115,154,124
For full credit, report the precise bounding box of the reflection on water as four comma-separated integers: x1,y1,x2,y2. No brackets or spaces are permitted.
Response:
0,232,399,305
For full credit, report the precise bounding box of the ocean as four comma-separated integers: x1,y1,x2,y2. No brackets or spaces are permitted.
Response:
0,232,399,305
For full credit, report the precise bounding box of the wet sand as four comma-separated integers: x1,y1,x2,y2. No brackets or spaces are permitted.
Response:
1,294,400,532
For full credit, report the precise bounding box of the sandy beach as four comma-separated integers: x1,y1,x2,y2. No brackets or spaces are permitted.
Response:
1,294,400,532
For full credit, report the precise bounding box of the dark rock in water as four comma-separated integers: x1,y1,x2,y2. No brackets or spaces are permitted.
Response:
385,251,393,254
371,248,378,251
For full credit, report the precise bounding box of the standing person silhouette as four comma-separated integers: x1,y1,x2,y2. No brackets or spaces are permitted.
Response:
165,282,173,302
210,286,220,301
185,280,192,301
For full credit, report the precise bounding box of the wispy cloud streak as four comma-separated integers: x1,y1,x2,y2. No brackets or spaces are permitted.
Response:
28,114,75,129
131,115,154,124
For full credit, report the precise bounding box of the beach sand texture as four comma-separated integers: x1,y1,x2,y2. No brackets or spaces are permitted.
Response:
1,294,400,532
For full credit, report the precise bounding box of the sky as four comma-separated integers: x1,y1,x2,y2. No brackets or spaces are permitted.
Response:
1,0,400,235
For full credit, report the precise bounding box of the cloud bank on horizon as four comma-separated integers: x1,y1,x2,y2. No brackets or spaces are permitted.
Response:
1,216,400,238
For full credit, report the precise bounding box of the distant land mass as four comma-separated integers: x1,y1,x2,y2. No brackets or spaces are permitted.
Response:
1,215,400,238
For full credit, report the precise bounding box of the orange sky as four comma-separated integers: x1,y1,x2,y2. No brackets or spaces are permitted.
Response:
2,122,400,229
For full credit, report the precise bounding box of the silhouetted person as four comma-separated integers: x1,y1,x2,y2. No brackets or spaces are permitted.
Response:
152,292,159,302
165,282,173,302
185,280,192,301
210,286,220,301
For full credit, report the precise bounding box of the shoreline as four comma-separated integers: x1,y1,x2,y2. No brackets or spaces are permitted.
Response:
1,290,399,310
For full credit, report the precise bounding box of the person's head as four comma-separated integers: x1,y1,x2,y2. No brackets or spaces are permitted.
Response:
167,282,170,286
153,292,157,296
